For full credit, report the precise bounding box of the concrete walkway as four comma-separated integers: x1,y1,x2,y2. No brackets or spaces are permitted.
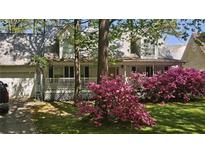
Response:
0,99,37,134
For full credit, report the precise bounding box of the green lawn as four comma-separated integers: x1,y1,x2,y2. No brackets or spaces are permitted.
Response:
31,99,205,134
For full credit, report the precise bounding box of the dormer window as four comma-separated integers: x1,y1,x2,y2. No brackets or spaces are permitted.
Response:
130,39,141,57
141,39,156,58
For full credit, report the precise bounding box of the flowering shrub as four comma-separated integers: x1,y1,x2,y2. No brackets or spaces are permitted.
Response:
77,76,156,128
131,67,205,103
129,72,148,99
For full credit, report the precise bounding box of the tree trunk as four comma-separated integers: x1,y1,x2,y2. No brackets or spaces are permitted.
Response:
33,19,36,34
74,19,81,103
43,19,46,34
97,19,110,83
35,64,42,100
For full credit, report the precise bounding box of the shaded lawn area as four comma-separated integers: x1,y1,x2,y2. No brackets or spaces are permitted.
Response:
31,99,205,134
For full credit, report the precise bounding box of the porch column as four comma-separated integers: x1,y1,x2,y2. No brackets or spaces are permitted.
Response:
153,65,155,75
124,65,128,83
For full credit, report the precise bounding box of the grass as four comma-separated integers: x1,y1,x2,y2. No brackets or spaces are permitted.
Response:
31,99,205,134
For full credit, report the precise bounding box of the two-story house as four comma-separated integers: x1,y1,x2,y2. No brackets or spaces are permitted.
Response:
0,28,184,100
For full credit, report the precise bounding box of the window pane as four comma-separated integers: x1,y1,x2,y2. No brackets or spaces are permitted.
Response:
164,66,169,71
49,66,53,78
132,66,136,72
70,66,74,77
64,66,69,77
80,66,84,77
116,67,119,75
146,66,153,77
84,66,89,78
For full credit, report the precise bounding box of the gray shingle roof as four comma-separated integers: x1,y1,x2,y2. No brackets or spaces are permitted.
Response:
0,33,58,65
159,45,186,60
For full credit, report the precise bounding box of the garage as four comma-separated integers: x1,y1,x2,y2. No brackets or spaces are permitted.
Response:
0,66,36,98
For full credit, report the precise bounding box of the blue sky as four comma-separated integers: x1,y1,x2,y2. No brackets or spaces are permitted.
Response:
165,35,187,45
165,23,205,45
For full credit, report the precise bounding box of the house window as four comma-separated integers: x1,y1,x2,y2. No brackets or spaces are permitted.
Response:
131,39,141,55
54,67,64,78
81,66,89,78
116,67,119,75
164,66,169,71
84,66,89,78
70,66,74,77
64,66,69,77
48,66,53,78
146,66,153,77
64,66,74,78
132,66,137,73
142,39,155,57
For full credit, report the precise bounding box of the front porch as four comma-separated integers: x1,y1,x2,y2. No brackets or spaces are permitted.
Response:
45,77,97,90
39,59,182,101
44,77,97,101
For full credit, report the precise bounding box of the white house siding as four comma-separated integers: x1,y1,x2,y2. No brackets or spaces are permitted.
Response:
44,62,98,100
182,36,205,70
0,66,35,98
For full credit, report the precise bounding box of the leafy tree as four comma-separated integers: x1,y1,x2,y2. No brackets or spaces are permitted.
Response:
0,19,31,33
57,19,94,102
96,19,205,82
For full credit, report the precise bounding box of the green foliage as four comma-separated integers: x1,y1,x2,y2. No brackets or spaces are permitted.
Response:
194,32,205,46
0,19,31,33
194,39,203,46
32,55,49,68
198,32,205,42
0,19,204,62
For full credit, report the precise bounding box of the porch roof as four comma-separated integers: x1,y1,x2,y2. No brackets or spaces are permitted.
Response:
119,58,184,66
46,56,183,66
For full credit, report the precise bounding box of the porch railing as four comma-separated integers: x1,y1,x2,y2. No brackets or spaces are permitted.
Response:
45,77,97,90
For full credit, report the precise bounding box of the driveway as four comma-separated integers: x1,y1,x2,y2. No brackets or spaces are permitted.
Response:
0,99,37,134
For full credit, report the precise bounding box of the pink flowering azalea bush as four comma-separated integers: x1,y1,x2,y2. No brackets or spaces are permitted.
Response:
129,72,148,99
77,76,156,128
130,67,205,103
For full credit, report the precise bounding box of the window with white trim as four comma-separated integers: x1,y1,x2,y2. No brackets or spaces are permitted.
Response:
141,39,155,58
81,66,89,78
146,66,153,77
64,66,74,78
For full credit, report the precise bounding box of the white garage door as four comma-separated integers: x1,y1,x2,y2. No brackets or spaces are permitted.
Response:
0,66,35,98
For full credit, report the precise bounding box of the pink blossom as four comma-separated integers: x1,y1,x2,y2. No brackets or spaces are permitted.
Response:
130,67,205,103
77,76,156,128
